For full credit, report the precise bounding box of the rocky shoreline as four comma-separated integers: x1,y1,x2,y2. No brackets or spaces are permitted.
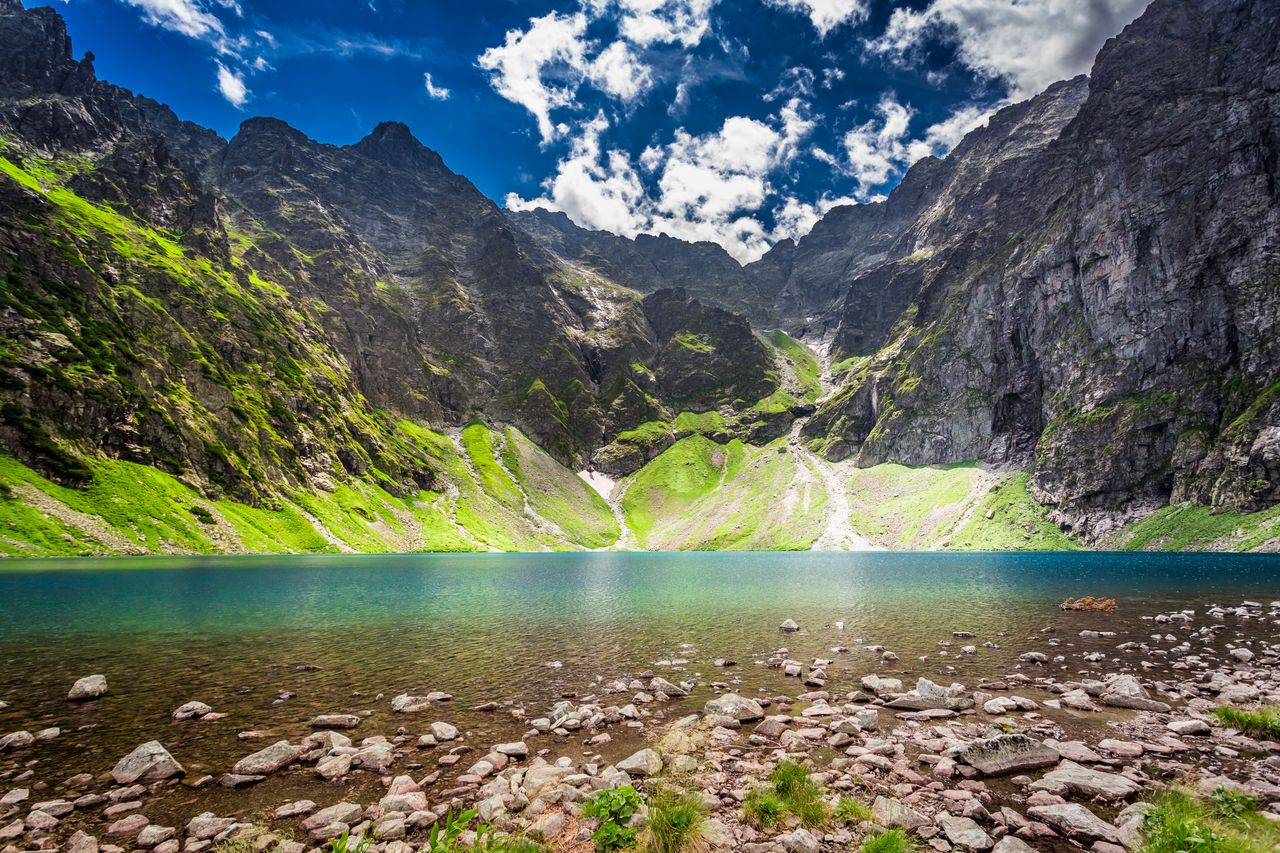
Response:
3,601,1280,852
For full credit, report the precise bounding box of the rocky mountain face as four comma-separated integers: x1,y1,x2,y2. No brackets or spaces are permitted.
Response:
0,0,787,502
805,0,1280,539
0,0,1276,551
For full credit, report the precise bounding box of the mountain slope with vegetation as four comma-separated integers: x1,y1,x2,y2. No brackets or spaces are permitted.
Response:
0,0,1277,555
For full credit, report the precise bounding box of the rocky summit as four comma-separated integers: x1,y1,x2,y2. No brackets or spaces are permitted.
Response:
0,0,1277,555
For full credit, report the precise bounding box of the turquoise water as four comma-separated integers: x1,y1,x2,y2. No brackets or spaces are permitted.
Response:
0,551,1276,818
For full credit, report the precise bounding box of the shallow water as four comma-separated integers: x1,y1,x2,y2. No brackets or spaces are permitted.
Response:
1,550,1278,825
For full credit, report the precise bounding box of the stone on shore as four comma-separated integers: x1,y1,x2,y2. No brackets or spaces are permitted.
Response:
0,731,33,752
872,796,930,830
1030,760,1141,801
616,748,662,776
430,722,459,741
68,675,108,701
1028,803,1121,843
301,803,364,837
938,815,993,850
185,814,236,840
703,694,764,722
111,742,184,784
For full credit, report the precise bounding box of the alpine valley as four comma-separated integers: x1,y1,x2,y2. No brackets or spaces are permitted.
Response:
0,0,1277,556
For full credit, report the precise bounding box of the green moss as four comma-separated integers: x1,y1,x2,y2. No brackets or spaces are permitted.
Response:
673,410,726,435
671,331,714,353
621,435,742,545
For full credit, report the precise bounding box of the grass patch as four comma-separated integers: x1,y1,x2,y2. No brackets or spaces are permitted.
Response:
1112,503,1280,552
859,828,914,853
639,786,711,853
1212,706,1280,740
1139,786,1278,853
834,796,874,824
501,427,618,548
741,761,828,829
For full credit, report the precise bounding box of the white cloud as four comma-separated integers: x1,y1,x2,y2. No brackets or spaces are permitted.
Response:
508,101,822,262
478,12,590,143
215,61,247,107
771,193,858,242
423,72,451,101
836,95,996,198
867,0,1149,99
764,0,869,37
589,0,718,48
588,41,653,102
903,102,994,164
123,0,225,41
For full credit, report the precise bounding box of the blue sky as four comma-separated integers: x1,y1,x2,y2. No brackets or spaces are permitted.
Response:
53,0,1150,260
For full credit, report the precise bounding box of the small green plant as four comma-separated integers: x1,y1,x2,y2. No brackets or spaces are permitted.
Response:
639,786,710,853
1211,706,1280,740
1210,788,1258,820
324,831,371,853
427,808,479,853
583,785,643,852
834,796,874,824
741,787,783,829
859,828,914,853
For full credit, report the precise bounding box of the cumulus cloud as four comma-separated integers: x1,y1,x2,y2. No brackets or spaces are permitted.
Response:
589,0,718,48
423,72,451,101
867,0,1149,98
215,61,248,106
836,95,996,198
507,99,823,262
477,12,590,143
588,41,653,102
123,0,226,42
764,0,869,37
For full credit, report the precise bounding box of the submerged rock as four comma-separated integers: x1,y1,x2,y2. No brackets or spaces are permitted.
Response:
68,674,108,701
231,740,301,776
111,742,184,784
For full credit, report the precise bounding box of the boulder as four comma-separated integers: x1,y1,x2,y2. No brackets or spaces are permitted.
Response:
0,731,34,752
172,702,212,721
430,722,458,741
872,796,930,830
311,715,360,729
300,803,364,833
111,742,184,784
779,619,800,633
953,734,1060,776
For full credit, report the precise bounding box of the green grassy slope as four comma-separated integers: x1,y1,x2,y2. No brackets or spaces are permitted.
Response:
846,462,1078,550
0,422,622,557
619,436,827,550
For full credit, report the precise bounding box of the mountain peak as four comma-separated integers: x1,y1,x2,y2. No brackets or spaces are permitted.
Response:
0,0,24,15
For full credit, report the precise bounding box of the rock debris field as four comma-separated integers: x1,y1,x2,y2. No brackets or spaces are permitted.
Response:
4,600,1280,852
